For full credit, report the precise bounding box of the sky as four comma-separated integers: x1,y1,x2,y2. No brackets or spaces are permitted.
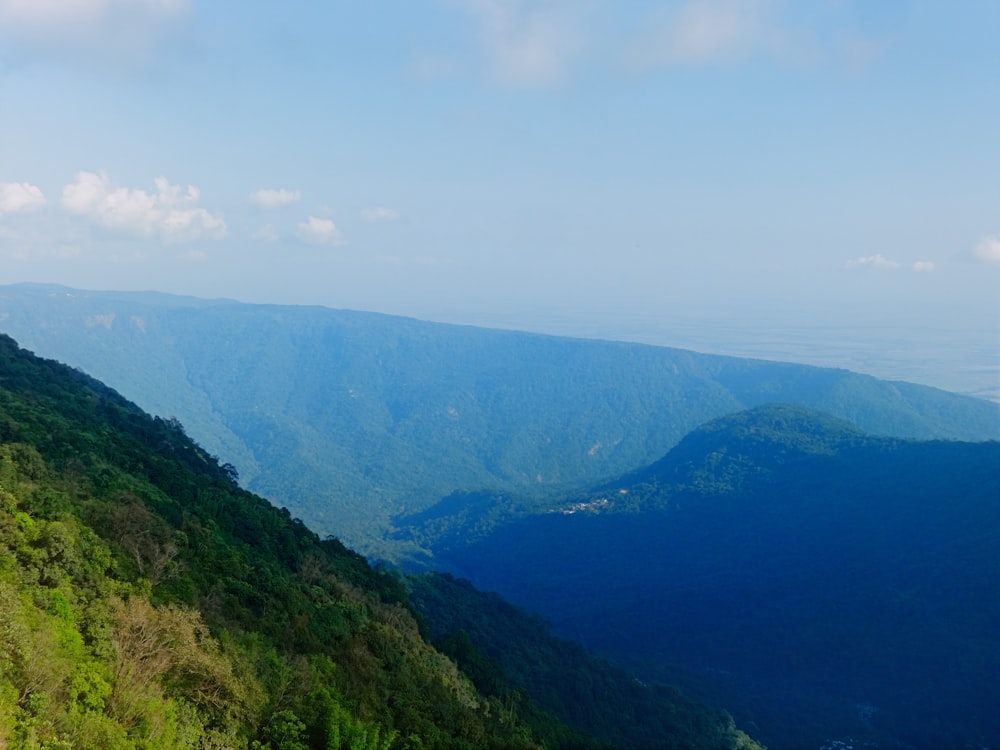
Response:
0,0,998,391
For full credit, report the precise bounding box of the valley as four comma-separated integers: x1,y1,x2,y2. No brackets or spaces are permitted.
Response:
1,285,998,749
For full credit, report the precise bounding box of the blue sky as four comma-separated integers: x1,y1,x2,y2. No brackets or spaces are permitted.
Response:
0,1,998,366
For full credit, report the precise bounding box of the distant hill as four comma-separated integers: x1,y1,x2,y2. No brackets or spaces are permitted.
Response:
0,332,764,749
2,283,998,561
432,405,1000,750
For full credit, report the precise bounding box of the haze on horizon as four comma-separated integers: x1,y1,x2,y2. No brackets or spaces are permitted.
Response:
1,0,997,395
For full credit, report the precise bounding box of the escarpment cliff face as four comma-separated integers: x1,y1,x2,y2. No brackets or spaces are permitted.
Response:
3,283,997,563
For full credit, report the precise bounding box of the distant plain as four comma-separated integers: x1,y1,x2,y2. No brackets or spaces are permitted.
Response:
444,306,1000,403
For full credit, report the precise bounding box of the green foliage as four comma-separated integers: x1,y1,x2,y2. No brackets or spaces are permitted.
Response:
410,573,761,750
3,322,782,750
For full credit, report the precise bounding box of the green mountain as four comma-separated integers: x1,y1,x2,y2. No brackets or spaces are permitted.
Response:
2,283,997,563
0,332,763,749
432,405,1000,750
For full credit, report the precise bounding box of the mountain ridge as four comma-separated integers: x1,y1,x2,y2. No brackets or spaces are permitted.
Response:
2,284,996,562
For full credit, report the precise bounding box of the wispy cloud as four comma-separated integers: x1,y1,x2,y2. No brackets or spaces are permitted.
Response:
361,207,399,223
973,236,1000,265
442,0,899,86
453,0,587,86
0,181,46,213
630,0,774,68
846,254,900,271
626,0,906,73
249,188,301,209
847,255,937,273
61,171,226,243
297,216,342,246
0,0,189,64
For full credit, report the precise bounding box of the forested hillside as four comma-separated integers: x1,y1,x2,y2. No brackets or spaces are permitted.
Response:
0,332,762,749
435,405,1000,750
2,283,997,562
408,573,758,750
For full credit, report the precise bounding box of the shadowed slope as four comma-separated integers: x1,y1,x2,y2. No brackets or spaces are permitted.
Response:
435,406,1000,750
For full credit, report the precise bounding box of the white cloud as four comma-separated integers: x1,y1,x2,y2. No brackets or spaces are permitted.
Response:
630,0,775,68
455,0,587,86
3,0,111,26
0,0,189,63
61,171,226,243
297,216,342,246
973,236,1000,265
249,188,301,209
912,261,935,273
0,181,46,213
846,254,900,270
0,0,189,35
361,207,399,223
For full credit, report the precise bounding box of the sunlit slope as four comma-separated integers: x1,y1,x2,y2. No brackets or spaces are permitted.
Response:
0,331,547,748
435,404,1000,750
2,283,997,560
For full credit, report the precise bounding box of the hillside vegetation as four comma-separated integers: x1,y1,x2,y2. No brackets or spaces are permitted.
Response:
435,405,1000,750
2,283,997,562
0,332,763,750
408,572,759,750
